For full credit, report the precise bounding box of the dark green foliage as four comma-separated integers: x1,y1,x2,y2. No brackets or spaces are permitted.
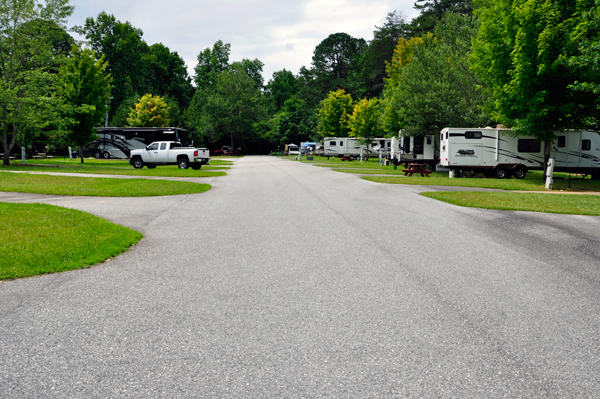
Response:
359,11,409,98
265,69,300,113
147,43,194,109
409,0,474,35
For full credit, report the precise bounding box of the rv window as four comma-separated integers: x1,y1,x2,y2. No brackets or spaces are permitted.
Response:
440,133,444,142
446,132,448,140
413,136,424,155
427,137,432,145
387,142,391,147
329,141,336,146
160,143,167,150
557,136,566,148
339,141,343,146
465,131,482,139
582,139,591,151
518,139,541,153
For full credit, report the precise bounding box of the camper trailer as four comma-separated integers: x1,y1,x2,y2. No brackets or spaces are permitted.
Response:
439,128,600,179
323,137,391,159
391,131,440,166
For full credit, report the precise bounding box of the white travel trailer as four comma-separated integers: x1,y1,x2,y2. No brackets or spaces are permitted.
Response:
391,130,440,166
323,137,391,159
439,127,600,179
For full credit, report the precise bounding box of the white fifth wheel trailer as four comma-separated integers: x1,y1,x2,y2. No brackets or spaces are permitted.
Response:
323,137,391,159
390,130,440,166
439,127,600,179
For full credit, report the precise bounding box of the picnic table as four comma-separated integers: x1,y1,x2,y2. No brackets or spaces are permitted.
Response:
402,163,432,177
340,155,355,161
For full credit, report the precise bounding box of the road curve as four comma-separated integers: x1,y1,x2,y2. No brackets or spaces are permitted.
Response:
1,156,600,398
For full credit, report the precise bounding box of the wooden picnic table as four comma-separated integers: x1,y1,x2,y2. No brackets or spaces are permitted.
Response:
402,163,432,177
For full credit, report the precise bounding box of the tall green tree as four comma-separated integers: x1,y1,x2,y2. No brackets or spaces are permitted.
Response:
311,33,367,98
60,46,112,163
194,40,231,90
147,43,194,109
409,0,474,35
265,69,300,113
383,13,490,136
470,0,600,171
0,0,74,165
189,63,266,149
359,11,408,98
75,12,151,118
316,89,354,138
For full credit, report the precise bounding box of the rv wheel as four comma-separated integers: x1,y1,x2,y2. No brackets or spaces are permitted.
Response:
94,151,101,159
103,151,110,159
513,168,526,179
494,168,507,179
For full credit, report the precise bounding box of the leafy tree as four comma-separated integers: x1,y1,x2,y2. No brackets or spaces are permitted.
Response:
348,98,383,148
126,94,170,127
270,96,310,146
409,0,474,35
75,12,151,117
265,69,300,113
311,33,367,98
359,11,409,98
381,36,424,134
189,63,266,149
60,46,112,163
0,0,74,165
236,58,265,89
470,0,600,172
383,14,490,136
147,43,194,109
317,89,354,138
194,40,231,90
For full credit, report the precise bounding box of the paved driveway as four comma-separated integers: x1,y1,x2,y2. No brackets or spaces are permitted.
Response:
2,156,600,397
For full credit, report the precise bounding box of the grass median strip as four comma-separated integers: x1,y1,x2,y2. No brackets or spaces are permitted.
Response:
0,203,143,280
0,172,211,196
421,191,600,216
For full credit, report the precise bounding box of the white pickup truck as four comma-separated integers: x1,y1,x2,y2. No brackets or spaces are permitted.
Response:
129,141,210,170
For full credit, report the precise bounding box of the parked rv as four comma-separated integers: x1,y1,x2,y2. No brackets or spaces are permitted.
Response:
390,131,440,166
323,137,391,159
439,128,600,179
82,127,189,159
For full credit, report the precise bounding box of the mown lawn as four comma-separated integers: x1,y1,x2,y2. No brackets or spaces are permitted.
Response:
0,172,211,196
0,203,143,280
1,157,228,177
421,191,600,216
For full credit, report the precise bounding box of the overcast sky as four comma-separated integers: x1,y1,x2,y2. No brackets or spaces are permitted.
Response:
67,0,419,83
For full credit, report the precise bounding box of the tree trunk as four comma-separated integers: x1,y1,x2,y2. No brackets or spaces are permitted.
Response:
79,146,84,163
543,140,552,179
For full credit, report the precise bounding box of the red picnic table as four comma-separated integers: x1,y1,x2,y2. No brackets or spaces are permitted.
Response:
402,163,432,177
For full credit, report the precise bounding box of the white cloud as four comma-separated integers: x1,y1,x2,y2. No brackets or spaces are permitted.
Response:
68,0,416,82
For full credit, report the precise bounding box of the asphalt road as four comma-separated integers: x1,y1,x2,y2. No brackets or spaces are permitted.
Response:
1,156,600,398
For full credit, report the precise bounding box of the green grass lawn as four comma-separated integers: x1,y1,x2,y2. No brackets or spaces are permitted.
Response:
421,191,600,216
0,172,211,196
0,203,143,280
363,171,600,192
1,158,228,177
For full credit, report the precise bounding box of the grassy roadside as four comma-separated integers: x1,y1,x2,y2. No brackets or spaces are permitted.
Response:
0,203,143,280
1,158,228,177
0,172,211,196
421,191,600,216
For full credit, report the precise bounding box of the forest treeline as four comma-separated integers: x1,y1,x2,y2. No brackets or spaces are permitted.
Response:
2,0,599,162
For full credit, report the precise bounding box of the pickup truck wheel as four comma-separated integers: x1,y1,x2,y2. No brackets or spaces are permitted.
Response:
513,168,526,179
494,168,507,179
178,158,189,169
103,151,110,159
132,158,144,169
